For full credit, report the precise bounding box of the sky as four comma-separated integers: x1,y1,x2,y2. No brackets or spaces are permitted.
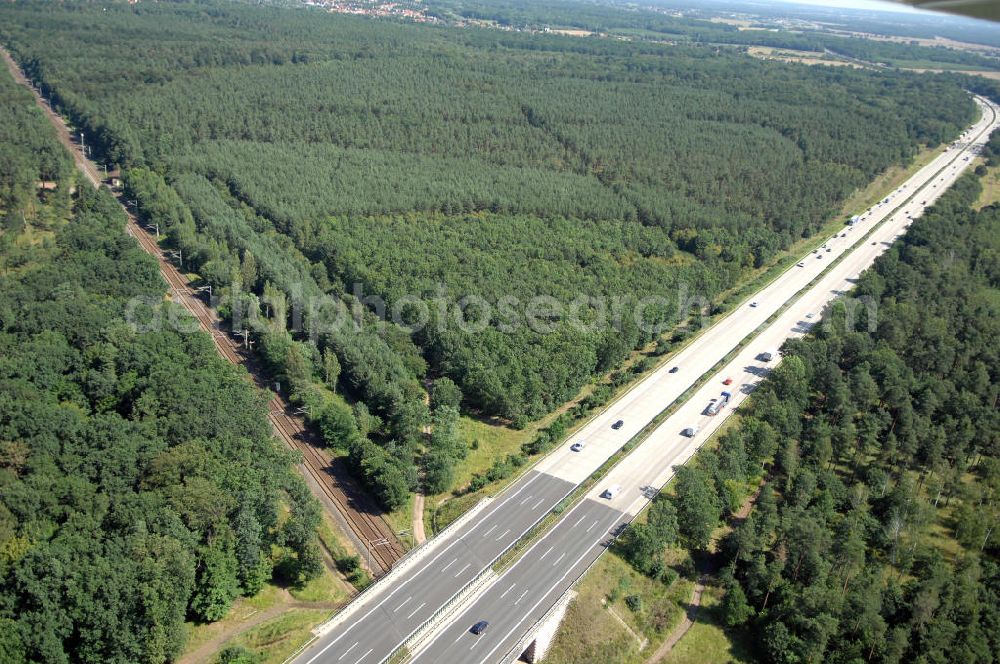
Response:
768,0,923,13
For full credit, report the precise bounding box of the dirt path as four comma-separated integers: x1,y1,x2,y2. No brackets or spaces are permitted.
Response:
177,589,343,664
412,387,431,546
605,600,648,652
647,482,765,662
734,482,764,521
643,577,706,664
412,492,427,545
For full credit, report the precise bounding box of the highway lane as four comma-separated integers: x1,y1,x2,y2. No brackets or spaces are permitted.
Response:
407,96,999,664
296,96,997,664
412,498,627,664
531,102,996,490
298,470,576,664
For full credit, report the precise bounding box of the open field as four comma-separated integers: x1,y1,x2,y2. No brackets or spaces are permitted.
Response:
219,609,331,664
748,45,860,67
829,30,1000,55
708,17,755,29
976,158,1000,207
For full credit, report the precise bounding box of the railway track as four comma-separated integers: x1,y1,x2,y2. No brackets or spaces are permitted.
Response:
4,47,406,575
127,199,407,576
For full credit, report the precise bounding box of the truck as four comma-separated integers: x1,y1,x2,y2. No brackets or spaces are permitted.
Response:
706,391,732,416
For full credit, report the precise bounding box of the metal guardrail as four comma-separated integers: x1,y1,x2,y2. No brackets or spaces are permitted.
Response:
400,566,499,657
499,587,579,663
310,494,493,640
490,94,1000,664
380,480,580,664
283,496,494,664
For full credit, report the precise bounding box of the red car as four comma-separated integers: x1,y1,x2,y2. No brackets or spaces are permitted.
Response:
722,377,734,385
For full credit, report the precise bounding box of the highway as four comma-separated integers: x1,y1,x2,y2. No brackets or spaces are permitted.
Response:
295,95,999,664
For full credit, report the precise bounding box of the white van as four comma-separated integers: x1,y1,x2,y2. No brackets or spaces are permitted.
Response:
600,485,622,499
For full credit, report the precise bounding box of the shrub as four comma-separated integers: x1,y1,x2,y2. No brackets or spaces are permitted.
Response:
624,594,643,612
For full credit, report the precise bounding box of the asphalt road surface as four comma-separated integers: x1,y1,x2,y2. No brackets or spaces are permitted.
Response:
295,95,999,664
297,470,576,664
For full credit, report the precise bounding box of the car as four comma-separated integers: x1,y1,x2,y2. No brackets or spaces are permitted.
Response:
669,366,679,373
805,313,814,319
471,621,489,636
601,485,622,499
922,201,927,205
841,233,848,237
871,241,877,245
812,249,818,254
682,426,699,437
826,247,832,252
816,254,823,259
570,442,585,452
722,377,734,385
797,262,806,267
749,301,758,308
611,419,624,430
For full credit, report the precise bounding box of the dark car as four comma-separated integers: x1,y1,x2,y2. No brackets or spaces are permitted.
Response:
611,420,624,430
669,366,679,373
471,620,489,636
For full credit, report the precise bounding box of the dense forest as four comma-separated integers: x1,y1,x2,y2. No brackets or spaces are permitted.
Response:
0,0,981,505
0,65,323,662
0,65,71,226
614,136,1000,663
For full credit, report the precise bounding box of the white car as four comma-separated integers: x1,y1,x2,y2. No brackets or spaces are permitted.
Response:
750,301,758,308
570,442,585,452
601,485,622,499
797,262,806,267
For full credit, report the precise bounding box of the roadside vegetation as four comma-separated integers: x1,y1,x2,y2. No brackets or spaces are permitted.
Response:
549,135,1000,663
